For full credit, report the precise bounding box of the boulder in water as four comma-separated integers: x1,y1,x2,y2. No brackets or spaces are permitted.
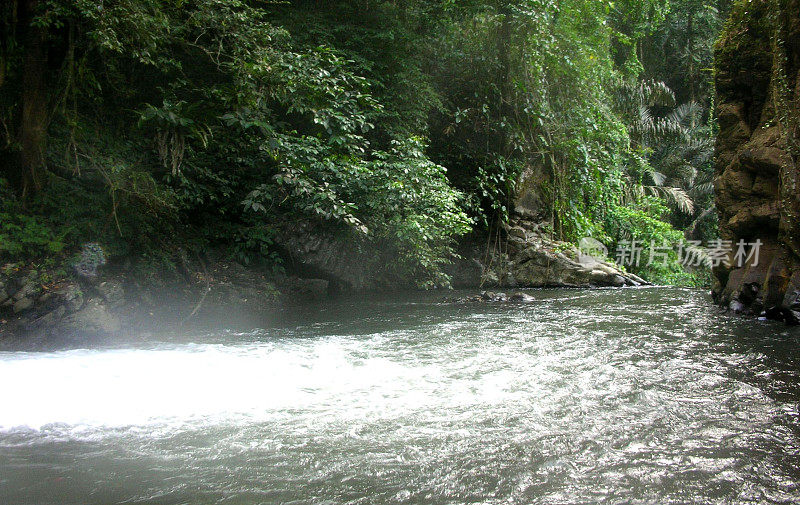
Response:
481,291,507,302
509,292,535,303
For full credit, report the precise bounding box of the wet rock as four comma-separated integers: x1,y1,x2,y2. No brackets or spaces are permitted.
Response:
54,283,84,312
13,273,40,302
590,269,611,283
729,300,746,314
623,277,641,287
764,306,780,320
64,298,121,334
97,280,125,308
507,226,528,240
13,297,34,313
788,291,800,311
509,292,535,303
627,273,648,285
444,291,533,304
738,283,760,305
610,275,627,288
761,306,800,325
32,305,67,327
480,291,507,302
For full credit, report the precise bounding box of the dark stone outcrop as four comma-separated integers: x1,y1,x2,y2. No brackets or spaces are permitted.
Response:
713,0,800,323
0,254,335,347
274,211,646,291
274,221,384,292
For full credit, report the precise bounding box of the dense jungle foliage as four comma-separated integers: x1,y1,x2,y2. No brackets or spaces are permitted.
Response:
0,0,731,287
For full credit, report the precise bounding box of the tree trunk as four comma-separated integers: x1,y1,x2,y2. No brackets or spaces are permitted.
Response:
1,1,19,90
17,0,48,196
687,11,696,108
496,3,512,157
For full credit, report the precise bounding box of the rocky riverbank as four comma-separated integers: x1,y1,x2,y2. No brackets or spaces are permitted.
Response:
1,221,645,346
0,253,331,349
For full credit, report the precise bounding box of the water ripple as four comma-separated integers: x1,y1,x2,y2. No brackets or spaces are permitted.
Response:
0,288,799,504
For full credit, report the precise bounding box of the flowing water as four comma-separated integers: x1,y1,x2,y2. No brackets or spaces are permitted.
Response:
1,287,800,504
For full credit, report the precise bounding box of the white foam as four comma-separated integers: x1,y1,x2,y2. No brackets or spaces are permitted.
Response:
0,338,462,431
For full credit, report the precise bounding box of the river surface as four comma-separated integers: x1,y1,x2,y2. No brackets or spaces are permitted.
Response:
1,287,800,504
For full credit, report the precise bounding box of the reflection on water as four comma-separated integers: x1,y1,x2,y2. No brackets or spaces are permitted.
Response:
0,287,799,504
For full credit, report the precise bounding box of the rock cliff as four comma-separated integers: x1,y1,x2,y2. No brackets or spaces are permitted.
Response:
713,0,800,322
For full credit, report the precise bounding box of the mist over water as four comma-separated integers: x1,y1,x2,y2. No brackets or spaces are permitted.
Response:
1,288,799,504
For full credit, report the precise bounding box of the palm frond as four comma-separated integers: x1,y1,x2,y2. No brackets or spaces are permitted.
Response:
640,80,676,108
645,185,695,214
689,181,714,198
668,102,703,128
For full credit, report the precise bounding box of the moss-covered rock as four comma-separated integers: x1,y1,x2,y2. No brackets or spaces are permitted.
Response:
713,0,800,322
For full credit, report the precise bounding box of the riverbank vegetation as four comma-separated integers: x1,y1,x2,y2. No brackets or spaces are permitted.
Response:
1,0,731,287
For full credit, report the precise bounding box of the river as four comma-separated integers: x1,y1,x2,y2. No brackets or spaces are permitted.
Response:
1,287,799,504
